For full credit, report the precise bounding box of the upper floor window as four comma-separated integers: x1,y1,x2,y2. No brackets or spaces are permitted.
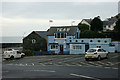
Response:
98,40,100,42
81,40,84,42
90,40,93,42
76,40,78,42
104,40,107,43
70,40,72,42
96,46,101,48
32,39,36,44
54,33,67,38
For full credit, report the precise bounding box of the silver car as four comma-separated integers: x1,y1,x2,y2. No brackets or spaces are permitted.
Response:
85,48,109,61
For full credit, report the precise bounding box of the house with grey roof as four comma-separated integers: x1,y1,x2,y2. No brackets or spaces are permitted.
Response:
80,19,92,30
103,20,116,31
23,31,47,51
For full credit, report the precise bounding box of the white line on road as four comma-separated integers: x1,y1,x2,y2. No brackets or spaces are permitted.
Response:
112,68,118,69
111,56,119,59
70,73,100,80
25,69,56,72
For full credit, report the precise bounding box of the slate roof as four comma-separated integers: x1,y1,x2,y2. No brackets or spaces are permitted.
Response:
34,31,47,40
47,26,78,36
82,19,92,24
103,21,115,26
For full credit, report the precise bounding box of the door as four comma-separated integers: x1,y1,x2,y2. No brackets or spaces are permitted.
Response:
60,45,64,54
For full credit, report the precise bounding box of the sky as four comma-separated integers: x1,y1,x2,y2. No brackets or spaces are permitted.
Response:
0,0,120,37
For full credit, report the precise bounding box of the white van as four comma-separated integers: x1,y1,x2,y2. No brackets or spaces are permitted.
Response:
3,49,25,60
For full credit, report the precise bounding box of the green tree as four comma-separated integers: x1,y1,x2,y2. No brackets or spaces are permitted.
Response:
90,17,103,32
114,19,120,32
78,23,89,32
80,30,105,38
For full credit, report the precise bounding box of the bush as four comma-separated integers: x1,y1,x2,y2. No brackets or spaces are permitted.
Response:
23,49,34,56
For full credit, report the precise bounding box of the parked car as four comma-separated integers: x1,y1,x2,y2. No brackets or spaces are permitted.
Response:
85,48,108,61
3,49,25,60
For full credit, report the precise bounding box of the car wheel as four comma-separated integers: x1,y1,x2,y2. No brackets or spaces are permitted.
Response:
5,58,9,60
85,58,89,61
106,54,109,59
10,56,14,60
21,55,24,58
97,55,101,61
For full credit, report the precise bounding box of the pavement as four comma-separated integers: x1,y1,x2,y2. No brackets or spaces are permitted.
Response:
1,53,120,80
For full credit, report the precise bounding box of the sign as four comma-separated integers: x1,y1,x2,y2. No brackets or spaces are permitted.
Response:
57,28,70,32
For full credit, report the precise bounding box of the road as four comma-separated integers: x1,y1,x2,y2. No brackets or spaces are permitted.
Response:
2,53,120,80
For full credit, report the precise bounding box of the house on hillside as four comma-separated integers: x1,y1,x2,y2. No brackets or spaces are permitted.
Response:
103,20,116,31
80,19,92,30
23,31,47,51
47,26,115,54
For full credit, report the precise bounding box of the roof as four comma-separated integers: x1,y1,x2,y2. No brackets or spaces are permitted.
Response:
82,19,92,24
47,26,78,36
103,21,115,26
34,31,47,40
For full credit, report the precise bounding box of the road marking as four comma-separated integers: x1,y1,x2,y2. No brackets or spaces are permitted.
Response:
25,69,56,72
112,68,118,69
3,71,9,73
104,67,110,69
32,63,34,66
111,56,119,59
70,73,100,80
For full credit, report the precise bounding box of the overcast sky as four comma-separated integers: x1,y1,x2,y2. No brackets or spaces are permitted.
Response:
0,0,120,37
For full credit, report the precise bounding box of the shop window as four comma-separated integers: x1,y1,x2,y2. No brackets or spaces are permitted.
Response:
50,45,58,50
72,45,82,50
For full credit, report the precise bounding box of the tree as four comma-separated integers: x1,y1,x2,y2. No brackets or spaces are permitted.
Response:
78,23,89,32
114,19,120,32
80,30,105,38
90,17,103,32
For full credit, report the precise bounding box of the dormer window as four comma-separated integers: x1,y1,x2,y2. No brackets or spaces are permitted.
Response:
54,33,67,39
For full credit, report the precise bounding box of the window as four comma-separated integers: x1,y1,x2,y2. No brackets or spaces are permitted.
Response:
70,40,72,42
96,46,101,48
54,33,67,38
57,33,60,38
98,49,101,52
72,45,82,50
104,40,107,43
90,40,93,42
98,40,100,42
81,40,84,42
50,45,58,50
32,39,36,44
101,49,106,52
76,40,78,42
77,32,79,39
87,49,96,52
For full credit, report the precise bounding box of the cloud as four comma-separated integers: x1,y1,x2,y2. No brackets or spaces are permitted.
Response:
1,16,81,36
2,0,120,2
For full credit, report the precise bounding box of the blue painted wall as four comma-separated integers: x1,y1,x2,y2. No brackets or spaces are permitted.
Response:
47,27,114,54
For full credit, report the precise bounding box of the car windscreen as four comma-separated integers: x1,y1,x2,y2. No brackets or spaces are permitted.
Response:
87,49,96,52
